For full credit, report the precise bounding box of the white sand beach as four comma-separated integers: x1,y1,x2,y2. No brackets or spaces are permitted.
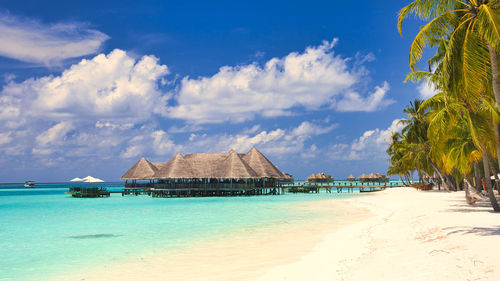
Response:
256,188,500,281
65,188,500,281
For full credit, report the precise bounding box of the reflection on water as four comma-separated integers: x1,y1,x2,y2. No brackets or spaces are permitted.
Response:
69,233,122,239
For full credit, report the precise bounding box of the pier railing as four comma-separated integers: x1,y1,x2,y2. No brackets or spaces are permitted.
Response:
69,181,404,198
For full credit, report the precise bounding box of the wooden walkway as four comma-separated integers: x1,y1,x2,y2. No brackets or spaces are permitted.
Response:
284,183,400,193
68,183,402,198
150,187,283,198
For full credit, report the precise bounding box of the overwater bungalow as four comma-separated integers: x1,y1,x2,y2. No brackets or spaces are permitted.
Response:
346,174,356,181
121,147,292,197
306,172,334,183
358,172,390,183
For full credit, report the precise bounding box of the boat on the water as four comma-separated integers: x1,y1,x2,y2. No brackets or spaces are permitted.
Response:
24,181,35,188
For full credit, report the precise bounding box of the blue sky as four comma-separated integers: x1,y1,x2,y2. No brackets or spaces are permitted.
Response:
0,0,433,182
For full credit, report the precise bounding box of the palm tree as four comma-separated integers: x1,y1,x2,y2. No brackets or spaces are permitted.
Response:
399,1,500,174
421,86,500,210
400,99,428,143
387,100,439,187
398,1,500,112
387,132,413,186
398,1,500,211
442,107,493,205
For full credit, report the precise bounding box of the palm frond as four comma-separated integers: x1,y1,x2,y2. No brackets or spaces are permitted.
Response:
409,10,462,70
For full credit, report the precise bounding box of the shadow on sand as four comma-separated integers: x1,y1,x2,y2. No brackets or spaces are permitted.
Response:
444,226,500,236
446,195,500,213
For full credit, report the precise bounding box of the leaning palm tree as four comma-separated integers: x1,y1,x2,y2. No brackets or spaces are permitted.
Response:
399,3,500,210
423,90,500,210
398,1,500,112
443,111,486,204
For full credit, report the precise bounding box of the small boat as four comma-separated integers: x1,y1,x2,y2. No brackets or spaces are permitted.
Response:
24,181,35,188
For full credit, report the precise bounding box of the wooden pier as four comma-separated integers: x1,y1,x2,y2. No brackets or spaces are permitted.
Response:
287,185,327,193
150,187,283,198
359,186,386,192
122,187,150,196
283,182,399,194
285,185,386,193
68,185,284,198
68,182,401,199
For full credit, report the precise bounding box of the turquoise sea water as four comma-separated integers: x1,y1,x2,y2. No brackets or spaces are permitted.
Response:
0,181,395,281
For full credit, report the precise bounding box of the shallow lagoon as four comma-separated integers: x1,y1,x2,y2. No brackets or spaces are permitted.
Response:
0,183,368,281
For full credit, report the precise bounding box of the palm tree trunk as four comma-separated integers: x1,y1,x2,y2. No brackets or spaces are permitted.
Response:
445,174,457,191
487,44,500,192
399,175,406,186
431,162,449,191
487,156,500,192
481,146,500,212
474,163,481,192
401,174,410,186
491,122,500,172
488,44,500,112
494,174,500,193
423,172,432,184
463,178,475,205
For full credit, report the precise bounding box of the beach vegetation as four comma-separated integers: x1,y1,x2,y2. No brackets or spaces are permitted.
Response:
394,0,500,211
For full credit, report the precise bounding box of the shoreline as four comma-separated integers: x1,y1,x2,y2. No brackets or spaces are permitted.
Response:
256,188,500,281
57,188,500,281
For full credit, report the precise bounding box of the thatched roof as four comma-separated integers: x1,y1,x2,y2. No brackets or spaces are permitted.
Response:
346,174,356,180
183,152,228,178
121,147,289,180
151,162,169,170
216,150,259,178
358,174,368,179
307,172,333,181
121,157,159,180
242,147,285,178
156,153,195,179
368,173,377,179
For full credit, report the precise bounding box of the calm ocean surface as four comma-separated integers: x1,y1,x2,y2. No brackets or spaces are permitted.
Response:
0,181,400,281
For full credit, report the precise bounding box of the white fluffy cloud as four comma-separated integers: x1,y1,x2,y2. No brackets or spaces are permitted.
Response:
120,130,182,159
0,49,171,162
0,132,11,146
1,49,169,125
0,13,109,64
167,39,392,124
116,121,336,161
334,82,394,112
417,82,438,99
35,121,74,147
0,39,395,179
171,121,336,158
328,119,404,161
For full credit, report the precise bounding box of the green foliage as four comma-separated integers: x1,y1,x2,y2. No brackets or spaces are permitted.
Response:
391,0,500,190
